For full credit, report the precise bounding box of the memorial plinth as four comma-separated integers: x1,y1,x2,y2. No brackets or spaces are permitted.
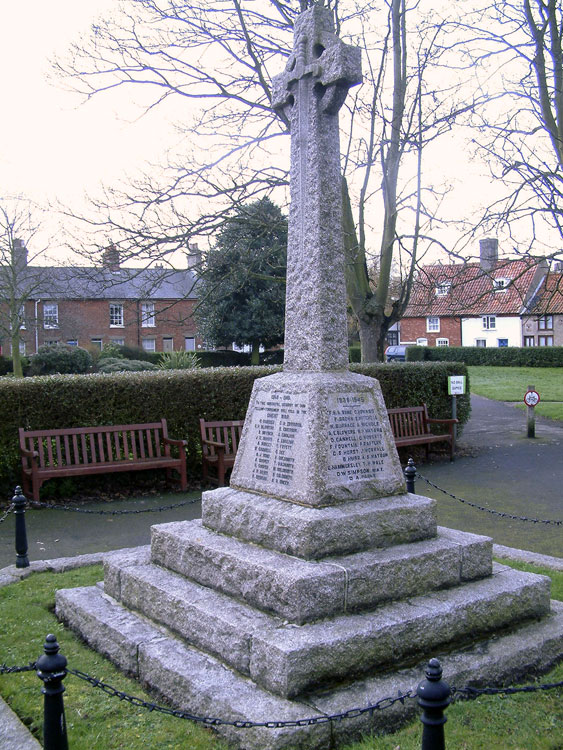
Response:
55,7,563,750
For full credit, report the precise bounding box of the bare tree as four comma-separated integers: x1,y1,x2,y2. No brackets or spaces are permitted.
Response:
462,0,563,262
54,0,478,360
0,201,47,376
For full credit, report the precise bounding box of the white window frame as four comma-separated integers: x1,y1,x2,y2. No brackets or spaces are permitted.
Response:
163,337,174,352
475,339,487,347
497,338,509,347
482,315,496,330
90,338,103,350
109,303,124,327
184,337,196,351
141,302,156,328
416,337,428,346
493,278,510,291
426,317,440,333
43,302,59,329
110,337,125,346
66,339,78,347
436,338,449,347
142,338,156,352
523,336,535,347
435,282,451,297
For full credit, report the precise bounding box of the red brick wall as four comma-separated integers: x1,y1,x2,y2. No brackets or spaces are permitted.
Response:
400,316,462,346
15,298,200,354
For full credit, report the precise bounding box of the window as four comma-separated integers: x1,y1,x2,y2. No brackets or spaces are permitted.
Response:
538,335,554,346
141,302,155,327
416,337,428,346
386,330,399,346
44,339,60,346
109,303,124,327
523,336,534,347
19,341,26,355
184,337,196,351
436,338,449,347
482,315,496,330
90,338,103,350
493,278,510,291
142,338,156,352
497,339,508,347
435,282,451,297
43,303,59,329
66,340,78,347
19,304,26,329
475,339,487,347
110,338,124,346
163,337,174,352
538,315,553,330
426,317,440,333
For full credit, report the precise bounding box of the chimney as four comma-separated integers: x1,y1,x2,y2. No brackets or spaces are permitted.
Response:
102,244,120,271
479,238,498,272
187,242,202,271
12,238,28,269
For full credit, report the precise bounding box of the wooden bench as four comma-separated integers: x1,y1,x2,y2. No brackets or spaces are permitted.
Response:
387,405,457,461
19,419,188,501
200,419,245,487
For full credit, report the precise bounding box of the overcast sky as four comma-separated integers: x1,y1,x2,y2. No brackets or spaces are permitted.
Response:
0,0,500,264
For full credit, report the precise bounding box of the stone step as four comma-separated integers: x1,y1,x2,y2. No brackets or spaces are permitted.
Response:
102,547,549,698
150,520,492,624
55,582,563,750
202,487,437,559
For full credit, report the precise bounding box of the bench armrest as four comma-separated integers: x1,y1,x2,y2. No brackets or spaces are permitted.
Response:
163,436,188,449
427,418,458,425
20,447,39,460
201,439,226,450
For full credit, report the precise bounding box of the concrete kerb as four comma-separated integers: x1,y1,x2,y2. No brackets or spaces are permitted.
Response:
1,543,562,749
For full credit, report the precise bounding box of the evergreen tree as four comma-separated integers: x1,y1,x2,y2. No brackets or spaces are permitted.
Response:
195,198,287,365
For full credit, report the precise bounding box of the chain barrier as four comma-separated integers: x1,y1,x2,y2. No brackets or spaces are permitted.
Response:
417,473,562,526
67,667,413,727
452,681,563,699
29,496,199,516
0,662,37,674
0,503,14,524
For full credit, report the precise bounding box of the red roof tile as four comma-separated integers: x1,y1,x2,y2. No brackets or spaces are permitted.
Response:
530,273,563,314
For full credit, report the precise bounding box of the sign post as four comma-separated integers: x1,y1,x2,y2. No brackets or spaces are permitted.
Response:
447,376,466,446
524,385,540,438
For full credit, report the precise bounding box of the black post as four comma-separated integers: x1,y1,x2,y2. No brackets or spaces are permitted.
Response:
417,658,451,750
404,458,416,494
36,634,69,750
13,486,29,568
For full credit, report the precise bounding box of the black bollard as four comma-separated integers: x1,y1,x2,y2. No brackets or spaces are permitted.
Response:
13,486,29,568
404,458,416,494
36,634,69,750
417,658,451,750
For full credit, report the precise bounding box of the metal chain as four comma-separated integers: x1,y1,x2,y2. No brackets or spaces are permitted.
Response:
0,504,14,524
417,473,562,526
30,497,199,516
0,662,37,674
452,680,563,699
67,668,413,727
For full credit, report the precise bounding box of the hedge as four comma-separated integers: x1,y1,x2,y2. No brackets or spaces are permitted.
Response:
0,361,469,497
407,345,563,367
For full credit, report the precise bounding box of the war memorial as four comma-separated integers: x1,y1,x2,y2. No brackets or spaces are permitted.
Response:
56,7,563,748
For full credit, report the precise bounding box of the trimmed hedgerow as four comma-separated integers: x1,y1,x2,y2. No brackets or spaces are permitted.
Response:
408,345,563,367
0,361,469,497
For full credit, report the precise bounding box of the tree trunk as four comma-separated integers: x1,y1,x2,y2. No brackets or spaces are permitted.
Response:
358,318,381,362
11,334,23,378
251,342,260,366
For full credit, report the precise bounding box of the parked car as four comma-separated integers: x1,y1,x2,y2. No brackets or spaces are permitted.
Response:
385,345,409,362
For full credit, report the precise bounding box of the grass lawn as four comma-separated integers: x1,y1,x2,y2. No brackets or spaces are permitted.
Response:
467,366,563,405
0,562,561,750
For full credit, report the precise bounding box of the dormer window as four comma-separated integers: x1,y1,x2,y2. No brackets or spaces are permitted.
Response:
493,277,510,290
435,282,451,296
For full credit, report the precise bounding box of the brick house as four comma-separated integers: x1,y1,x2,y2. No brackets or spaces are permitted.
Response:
521,271,563,347
1,244,201,356
400,239,548,348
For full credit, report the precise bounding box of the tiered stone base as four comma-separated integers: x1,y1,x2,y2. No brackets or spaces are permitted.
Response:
56,488,563,749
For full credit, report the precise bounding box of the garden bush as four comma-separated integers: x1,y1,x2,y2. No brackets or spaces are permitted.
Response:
158,351,200,369
407,345,563,366
0,361,469,497
26,344,92,375
97,358,158,373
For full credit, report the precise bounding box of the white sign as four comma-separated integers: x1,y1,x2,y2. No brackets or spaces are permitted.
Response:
448,376,466,395
524,390,540,407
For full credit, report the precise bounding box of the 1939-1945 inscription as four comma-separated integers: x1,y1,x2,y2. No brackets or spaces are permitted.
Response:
327,392,388,482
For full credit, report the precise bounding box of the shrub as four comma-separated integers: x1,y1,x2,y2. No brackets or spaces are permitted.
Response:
349,345,361,363
0,361,469,496
98,343,126,361
27,344,92,375
115,344,161,365
97,358,158,373
0,356,14,376
408,346,563,367
158,351,201,370
197,350,251,367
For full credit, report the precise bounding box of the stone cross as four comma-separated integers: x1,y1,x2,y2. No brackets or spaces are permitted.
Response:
272,5,362,372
